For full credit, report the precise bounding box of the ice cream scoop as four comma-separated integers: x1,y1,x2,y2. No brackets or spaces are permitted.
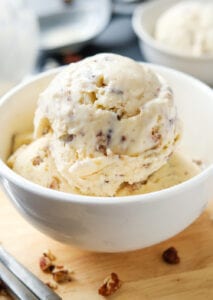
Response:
155,1,213,56
30,53,180,196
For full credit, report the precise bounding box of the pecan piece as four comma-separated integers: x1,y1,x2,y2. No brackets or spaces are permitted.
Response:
151,127,162,143
43,250,56,262
39,255,55,273
55,265,64,269
49,177,61,190
96,131,103,137
59,134,76,143
46,281,58,290
98,272,122,297
97,144,107,156
121,135,126,142
106,129,112,145
32,156,43,166
162,247,180,264
52,269,72,284
192,159,202,166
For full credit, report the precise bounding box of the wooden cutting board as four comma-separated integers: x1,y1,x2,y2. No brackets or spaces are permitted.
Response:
1,188,213,300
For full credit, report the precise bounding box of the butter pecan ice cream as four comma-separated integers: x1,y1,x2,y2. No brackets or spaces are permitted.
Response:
155,1,213,56
8,53,181,196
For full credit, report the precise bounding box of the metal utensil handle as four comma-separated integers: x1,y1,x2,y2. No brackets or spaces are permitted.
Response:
0,246,62,300
0,260,39,300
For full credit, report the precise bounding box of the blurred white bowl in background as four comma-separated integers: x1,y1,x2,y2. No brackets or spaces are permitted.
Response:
27,0,112,52
132,0,213,85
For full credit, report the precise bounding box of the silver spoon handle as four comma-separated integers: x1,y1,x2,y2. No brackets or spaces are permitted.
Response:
0,260,39,300
0,246,62,300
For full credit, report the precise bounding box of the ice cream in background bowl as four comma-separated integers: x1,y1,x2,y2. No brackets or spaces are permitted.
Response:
0,54,213,252
155,1,213,57
132,0,213,85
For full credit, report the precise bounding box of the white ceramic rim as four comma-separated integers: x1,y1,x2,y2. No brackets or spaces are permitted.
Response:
132,0,213,61
0,65,213,205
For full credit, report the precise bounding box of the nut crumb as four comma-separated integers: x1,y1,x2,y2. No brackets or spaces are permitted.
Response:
39,251,74,285
97,144,107,156
121,135,126,142
46,281,58,290
32,156,43,166
59,134,76,143
96,131,103,137
52,269,72,284
39,255,55,273
43,250,56,262
98,272,122,297
192,159,202,166
56,265,64,269
49,177,61,190
151,127,162,143
106,129,112,145
162,247,180,264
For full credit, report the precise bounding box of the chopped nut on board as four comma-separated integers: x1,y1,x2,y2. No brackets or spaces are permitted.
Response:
46,281,58,290
98,272,122,297
43,250,56,262
52,269,72,284
162,247,180,264
39,255,55,273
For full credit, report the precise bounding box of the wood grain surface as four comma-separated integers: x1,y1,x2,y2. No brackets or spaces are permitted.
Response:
0,188,213,300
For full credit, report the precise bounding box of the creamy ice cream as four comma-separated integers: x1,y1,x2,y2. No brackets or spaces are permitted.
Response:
8,135,200,196
8,135,75,193
8,53,181,196
155,1,213,56
117,152,200,196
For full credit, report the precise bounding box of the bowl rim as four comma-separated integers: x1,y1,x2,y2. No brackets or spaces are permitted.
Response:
132,0,213,61
0,63,213,205
39,0,112,51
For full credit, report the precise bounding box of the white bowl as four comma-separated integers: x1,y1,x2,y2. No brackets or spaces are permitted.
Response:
35,0,112,52
0,65,213,253
132,0,213,85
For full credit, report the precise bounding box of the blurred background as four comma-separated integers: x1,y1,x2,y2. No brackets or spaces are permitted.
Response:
0,0,146,96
